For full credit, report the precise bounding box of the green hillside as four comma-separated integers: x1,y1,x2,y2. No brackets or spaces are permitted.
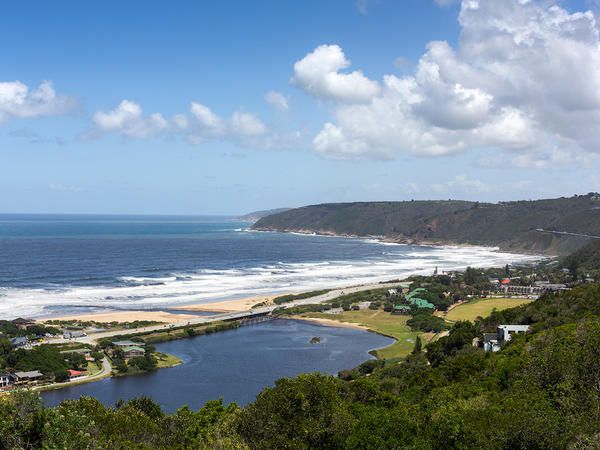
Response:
253,194,600,254
253,200,476,236
562,239,600,272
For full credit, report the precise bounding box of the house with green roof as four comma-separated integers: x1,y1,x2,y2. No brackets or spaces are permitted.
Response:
392,305,411,315
122,346,145,359
410,298,435,309
403,288,436,310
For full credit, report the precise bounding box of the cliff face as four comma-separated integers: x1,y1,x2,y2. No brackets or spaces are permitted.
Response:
252,195,600,255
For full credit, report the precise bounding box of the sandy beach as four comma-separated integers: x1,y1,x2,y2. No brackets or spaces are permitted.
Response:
292,316,370,331
43,310,199,325
175,295,278,313
40,295,280,324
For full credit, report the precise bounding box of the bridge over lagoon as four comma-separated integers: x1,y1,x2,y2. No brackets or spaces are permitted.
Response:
50,281,403,345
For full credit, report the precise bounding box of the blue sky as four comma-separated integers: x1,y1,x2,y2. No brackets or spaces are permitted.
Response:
2,0,600,215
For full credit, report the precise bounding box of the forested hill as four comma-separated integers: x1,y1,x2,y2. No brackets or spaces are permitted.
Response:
252,194,600,255
562,239,600,272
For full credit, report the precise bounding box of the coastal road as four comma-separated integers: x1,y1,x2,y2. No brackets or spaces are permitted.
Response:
535,228,600,239
61,281,405,345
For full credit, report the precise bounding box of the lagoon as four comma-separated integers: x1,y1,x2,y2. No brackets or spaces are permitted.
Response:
42,319,393,412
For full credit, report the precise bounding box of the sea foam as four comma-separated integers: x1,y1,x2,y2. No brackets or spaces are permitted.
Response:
0,245,541,319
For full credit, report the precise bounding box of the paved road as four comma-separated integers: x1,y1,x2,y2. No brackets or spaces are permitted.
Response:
535,228,600,239
55,281,405,345
34,357,111,391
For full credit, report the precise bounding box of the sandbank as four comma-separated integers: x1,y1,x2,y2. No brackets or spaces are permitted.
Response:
292,316,370,331
175,295,277,313
43,310,198,324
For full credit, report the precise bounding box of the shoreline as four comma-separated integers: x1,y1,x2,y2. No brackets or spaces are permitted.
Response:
289,316,370,332
18,232,543,324
174,295,278,313
42,310,201,324
251,227,552,256
42,296,280,324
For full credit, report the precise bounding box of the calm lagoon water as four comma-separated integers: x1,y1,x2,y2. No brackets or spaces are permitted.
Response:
42,319,394,412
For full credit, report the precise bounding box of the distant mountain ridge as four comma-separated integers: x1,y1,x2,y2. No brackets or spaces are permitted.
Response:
252,194,600,255
236,208,291,223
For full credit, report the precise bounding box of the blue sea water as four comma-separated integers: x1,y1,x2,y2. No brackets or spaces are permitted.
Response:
0,214,538,319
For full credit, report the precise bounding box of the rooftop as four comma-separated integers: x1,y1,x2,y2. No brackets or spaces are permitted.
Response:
112,340,139,347
14,370,43,378
123,346,145,353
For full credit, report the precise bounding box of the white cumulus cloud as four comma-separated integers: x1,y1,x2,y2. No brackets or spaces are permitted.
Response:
93,100,169,138
0,80,76,123
92,100,270,145
265,91,290,112
230,111,267,137
302,0,600,166
190,102,223,132
292,45,381,103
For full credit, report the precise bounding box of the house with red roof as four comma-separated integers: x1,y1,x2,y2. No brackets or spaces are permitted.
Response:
67,369,86,380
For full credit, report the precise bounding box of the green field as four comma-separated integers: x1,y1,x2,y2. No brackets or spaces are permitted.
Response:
443,297,533,322
84,361,103,377
302,310,432,360
154,352,182,368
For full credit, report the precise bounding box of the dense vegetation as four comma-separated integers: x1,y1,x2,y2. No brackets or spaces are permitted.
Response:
254,200,475,237
272,289,331,305
0,321,59,339
3,283,600,448
254,193,600,254
562,238,600,278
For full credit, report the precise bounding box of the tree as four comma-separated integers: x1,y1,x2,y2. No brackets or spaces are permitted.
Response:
125,397,164,420
568,259,579,281
54,369,69,382
237,374,351,448
464,267,477,285
412,336,422,354
64,352,87,370
92,352,103,364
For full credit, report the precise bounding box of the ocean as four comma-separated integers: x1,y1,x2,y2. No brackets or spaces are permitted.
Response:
0,214,540,319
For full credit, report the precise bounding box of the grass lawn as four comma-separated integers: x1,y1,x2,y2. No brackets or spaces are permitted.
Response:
442,297,533,323
301,309,431,360
154,352,182,369
84,361,103,377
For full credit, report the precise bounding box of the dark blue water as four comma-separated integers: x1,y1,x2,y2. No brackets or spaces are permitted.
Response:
42,319,393,411
0,214,533,319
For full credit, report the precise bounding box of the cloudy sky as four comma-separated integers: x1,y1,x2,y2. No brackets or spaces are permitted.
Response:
2,0,600,214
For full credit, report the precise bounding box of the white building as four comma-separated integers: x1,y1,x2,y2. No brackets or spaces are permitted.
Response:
497,325,531,342
483,324,531,352
0,373,13,388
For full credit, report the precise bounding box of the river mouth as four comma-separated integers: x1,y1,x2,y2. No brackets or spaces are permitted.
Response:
41,319,394,412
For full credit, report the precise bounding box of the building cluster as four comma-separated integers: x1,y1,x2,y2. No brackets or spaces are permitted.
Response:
490,278,569,296
0,317,99,391
0,370,44,390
